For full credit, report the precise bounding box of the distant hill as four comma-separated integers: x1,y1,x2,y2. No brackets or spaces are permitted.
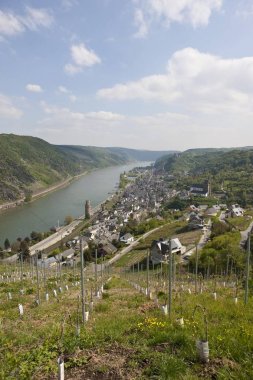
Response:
105,147,176,161
57,145,128,168
58,145,175,164
155,148,253,205
155,148,253,175
0,134,172,204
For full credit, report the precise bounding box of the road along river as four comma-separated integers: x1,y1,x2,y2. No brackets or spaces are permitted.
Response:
0,162,151,245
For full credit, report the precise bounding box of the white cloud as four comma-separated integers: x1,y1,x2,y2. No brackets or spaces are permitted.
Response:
0,94,23,119
69,95,77,102
64,63,82,74
26,84,43,93
93,48,253,149
97,47,253,117
71,43,101,66
0,7,53,38
133,0,223,37
86,111,125,121
62,0,79,11
57,86,78,102
40,101,123,122
21,7,54,31
58,86,69,94
0,11,24,36
65,43,101,75
37,96,253,150
235,1,253,18
134,8,148,38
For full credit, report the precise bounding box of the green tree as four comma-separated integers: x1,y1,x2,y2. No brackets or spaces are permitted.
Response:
4,238,10,250
24,190,32,202
64,215,73,225
20,240,30,260
11,241,20,253
30,231,43,242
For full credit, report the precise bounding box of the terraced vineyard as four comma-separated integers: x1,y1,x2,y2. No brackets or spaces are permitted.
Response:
0,245,253,379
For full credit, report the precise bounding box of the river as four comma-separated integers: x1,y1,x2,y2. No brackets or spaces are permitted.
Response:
0,162,151,245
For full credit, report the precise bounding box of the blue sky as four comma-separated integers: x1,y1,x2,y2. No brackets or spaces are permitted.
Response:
1,0,253,150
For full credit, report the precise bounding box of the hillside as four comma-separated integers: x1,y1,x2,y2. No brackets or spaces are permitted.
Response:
155,149,253,174
58,145,174,164
0,134,85,203
0,134,171,204
155,148,253,205
57,145,129,168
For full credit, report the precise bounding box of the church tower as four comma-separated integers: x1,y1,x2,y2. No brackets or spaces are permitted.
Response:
208,180,211,196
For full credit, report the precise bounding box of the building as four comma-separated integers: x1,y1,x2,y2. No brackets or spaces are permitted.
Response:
190,180,211,197
230,204,244,217
120,233,134,244
188,212,204,230
150,238,182,264
85,200,91,219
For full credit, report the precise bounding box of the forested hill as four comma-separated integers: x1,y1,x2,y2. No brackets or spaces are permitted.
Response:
58,145,174,163
0,134,171,204
155,148,253,175
0,134,85,203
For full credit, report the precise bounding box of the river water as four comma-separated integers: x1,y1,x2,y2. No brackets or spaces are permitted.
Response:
0,162,151,245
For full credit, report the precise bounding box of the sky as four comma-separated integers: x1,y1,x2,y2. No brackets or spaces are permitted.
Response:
1,0,253,151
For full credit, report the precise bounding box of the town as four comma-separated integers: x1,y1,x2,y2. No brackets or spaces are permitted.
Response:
16,162,249,273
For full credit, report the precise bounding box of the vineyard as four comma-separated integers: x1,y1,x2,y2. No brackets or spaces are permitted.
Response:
0,239,252,380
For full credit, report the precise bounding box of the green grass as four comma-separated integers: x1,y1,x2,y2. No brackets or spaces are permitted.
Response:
1,262,253,379
114,249,147,268
227,215,252,231
114,227,202,269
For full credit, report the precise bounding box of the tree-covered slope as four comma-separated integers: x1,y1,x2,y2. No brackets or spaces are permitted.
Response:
58,145,174,164
155,148,253,205
0,134,85,202
57,145,129,168
106,147,176,161
155,148,253,175
0,134,171,204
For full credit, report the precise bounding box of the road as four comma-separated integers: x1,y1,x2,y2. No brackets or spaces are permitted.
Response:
219,211,253,247
181,219,211,260
240,221,253,247
29,219,83,255
219,211,226,223
107,225,167,266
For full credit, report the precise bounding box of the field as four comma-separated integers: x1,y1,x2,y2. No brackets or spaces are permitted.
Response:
0,254,253,379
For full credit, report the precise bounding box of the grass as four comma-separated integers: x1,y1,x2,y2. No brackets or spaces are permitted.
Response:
134,220,202,252
0,260,253,379
114,250,147,268
227,215,253,231
114,228,202,269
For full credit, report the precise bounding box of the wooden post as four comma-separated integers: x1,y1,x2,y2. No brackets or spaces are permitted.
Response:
43,251,46,290
168,239,172,318
101,254,104,289
146,249,149,293
226,254,230,280
244,232,251,305
80,238,85,323
95,248,98,296
20,251,24,290
35,251,40,305
195,244,198,294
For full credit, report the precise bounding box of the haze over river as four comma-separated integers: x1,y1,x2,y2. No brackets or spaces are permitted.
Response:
0,162,151,245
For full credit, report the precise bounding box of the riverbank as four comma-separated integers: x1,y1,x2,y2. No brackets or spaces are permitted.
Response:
0,171,88,214
0,162,150,244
